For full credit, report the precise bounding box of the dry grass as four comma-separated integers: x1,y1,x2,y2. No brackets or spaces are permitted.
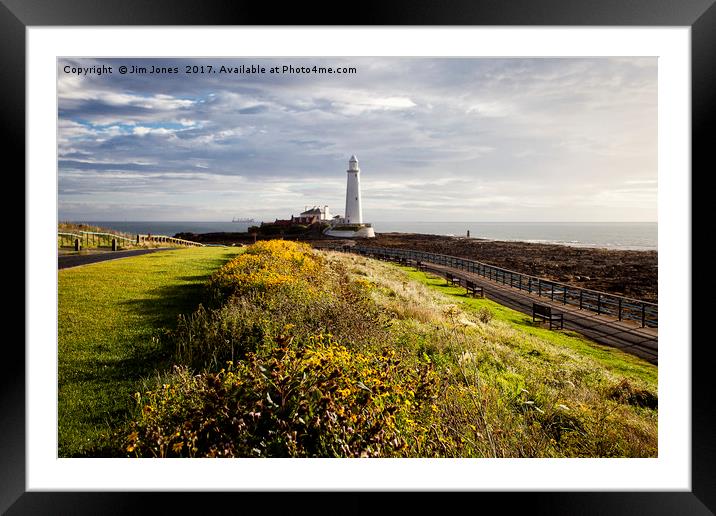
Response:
319,251,658,457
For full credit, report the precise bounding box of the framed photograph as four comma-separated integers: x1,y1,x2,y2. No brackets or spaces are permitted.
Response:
10,0,712,512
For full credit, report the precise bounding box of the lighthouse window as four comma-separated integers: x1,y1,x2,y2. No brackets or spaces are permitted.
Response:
355,197,358,200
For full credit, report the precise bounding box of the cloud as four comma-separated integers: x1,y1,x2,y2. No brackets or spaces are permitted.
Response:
132,126,177,136
57,57,657,222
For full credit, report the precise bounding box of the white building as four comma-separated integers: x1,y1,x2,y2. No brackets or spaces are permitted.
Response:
324,155,375,238
293,205,332,224
344,155,362,224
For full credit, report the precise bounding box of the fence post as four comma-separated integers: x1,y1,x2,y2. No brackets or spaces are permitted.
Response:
538,279,541,297
580,290,583,309
74,238,80,251
112,238,117,251
641,303,646,327
551,284,555,301
563,288,567,305
618,298,623,321
519,275,522,291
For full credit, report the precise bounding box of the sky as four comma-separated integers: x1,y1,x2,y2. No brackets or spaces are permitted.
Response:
58,57,657,222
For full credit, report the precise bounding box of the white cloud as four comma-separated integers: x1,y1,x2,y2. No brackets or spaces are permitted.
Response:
58,57,657,222
466,101,512,117
132,126,178,137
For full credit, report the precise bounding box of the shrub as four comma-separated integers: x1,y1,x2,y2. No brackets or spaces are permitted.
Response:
123,244,657,459
209,240,320,297
476,306,494,324
175,243,390,369
606,379,658,409
126,335,438,458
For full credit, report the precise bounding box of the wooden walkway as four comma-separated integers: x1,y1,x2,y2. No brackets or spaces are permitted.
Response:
420,262,658,365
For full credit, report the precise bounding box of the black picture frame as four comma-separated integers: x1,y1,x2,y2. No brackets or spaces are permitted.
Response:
7,0,712,513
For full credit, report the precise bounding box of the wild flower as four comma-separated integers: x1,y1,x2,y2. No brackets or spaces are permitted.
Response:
209,240,321,296
126,335,438,458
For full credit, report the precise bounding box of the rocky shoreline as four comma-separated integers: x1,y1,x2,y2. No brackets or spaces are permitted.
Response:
175,231,658,302
369,233,657,302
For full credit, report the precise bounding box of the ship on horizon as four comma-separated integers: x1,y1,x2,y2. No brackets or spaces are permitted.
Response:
232,217,255,223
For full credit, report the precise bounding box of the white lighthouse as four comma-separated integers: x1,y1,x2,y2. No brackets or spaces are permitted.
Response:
323,155,376,238
344,155,363,224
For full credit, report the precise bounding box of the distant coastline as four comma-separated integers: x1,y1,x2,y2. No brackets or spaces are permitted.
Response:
73,221,657,251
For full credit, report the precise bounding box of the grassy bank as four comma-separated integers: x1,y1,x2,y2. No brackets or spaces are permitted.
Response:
58,246,241,456
124,243,657,458
401,267,657,385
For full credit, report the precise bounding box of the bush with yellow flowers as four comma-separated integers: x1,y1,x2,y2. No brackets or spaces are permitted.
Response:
126,334,438,458
209,240,320,297
174,243,388,370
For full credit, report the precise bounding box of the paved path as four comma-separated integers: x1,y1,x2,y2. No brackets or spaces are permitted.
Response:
58,248,171,270
419,262,658,365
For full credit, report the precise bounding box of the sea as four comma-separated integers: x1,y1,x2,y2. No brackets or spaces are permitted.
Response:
78,221,657,251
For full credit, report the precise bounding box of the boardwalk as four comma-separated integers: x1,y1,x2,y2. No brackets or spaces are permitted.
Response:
419,262,657,364
336,242,659,365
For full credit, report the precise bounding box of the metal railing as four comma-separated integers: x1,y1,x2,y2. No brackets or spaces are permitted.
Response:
79,231,135,247
59,231,204,249
57,232,82,247
348,246,658,328
138,234,205,247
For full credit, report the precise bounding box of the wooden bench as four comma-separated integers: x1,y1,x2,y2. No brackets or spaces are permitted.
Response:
532,303,563,330
465,280,484,298
445,271,461,286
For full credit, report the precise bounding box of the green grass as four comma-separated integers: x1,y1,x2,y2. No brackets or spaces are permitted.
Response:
60,245,658,458
401,267,657,386
327,254,657,457
58,246,241,457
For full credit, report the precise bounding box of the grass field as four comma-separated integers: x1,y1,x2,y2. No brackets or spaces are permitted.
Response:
58,246,241,456
58,243,657,458
401,267,657,386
